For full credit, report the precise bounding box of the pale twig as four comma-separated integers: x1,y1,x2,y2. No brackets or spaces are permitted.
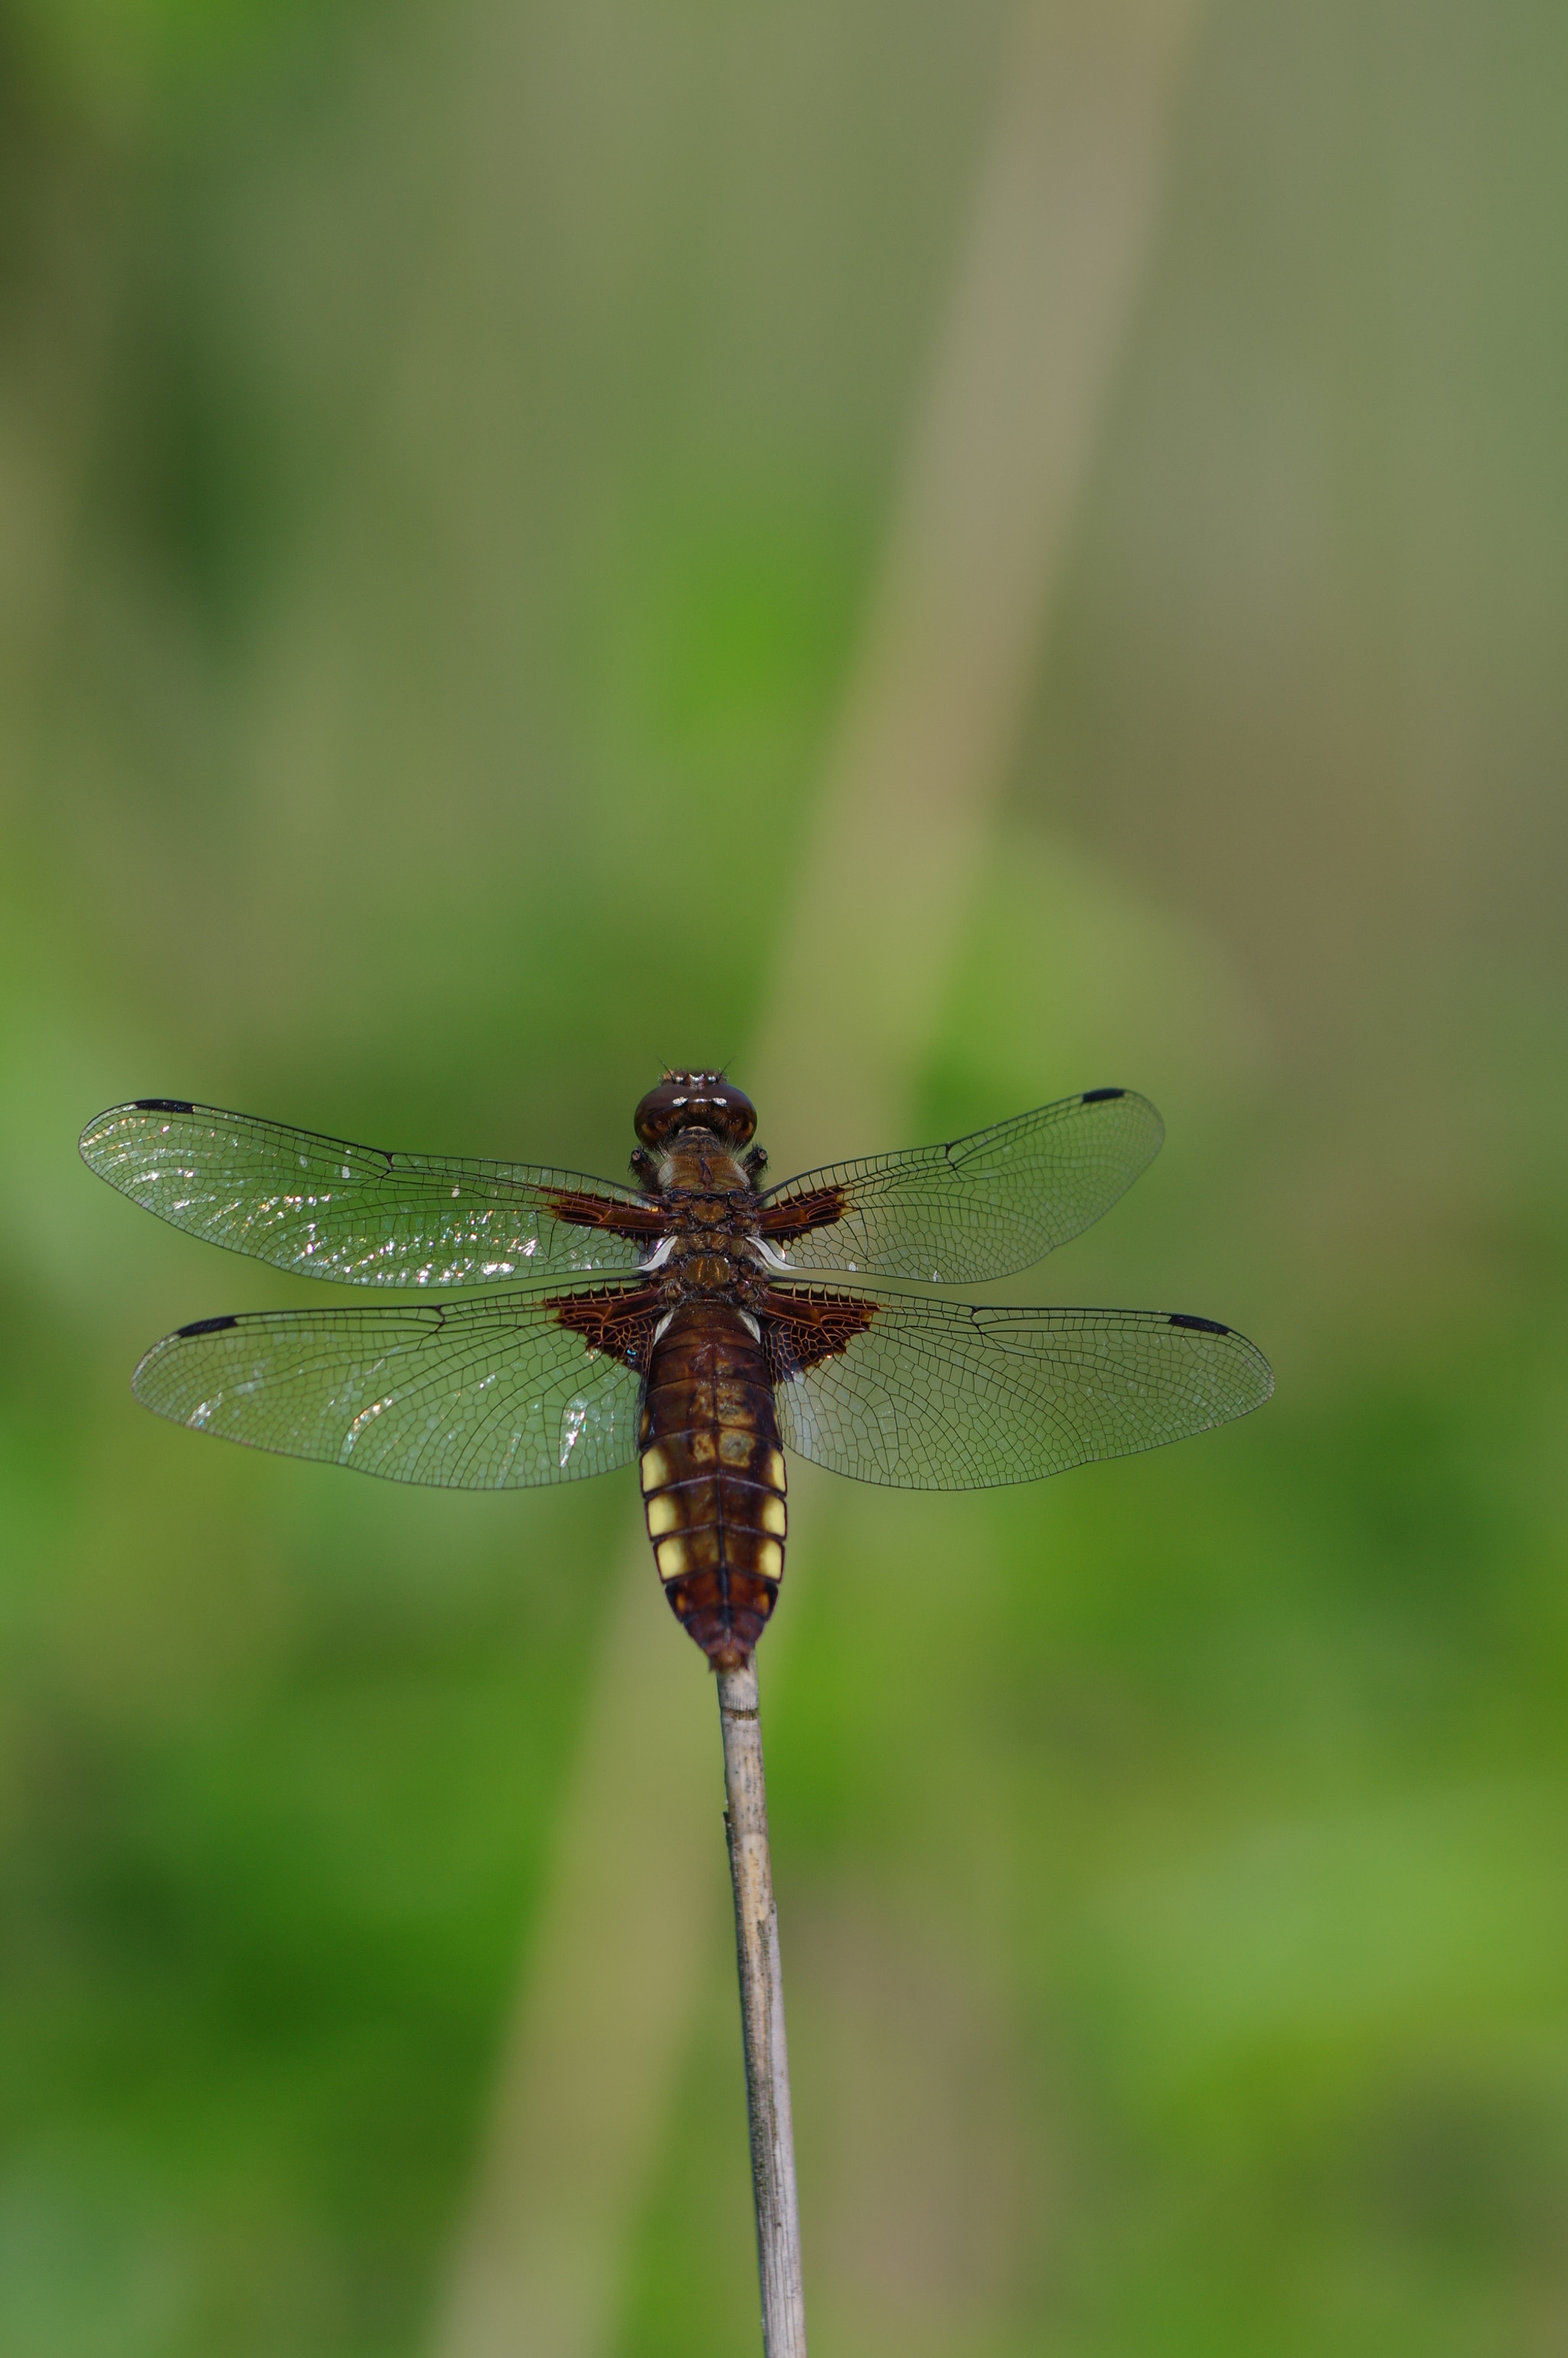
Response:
717,1659,807,2357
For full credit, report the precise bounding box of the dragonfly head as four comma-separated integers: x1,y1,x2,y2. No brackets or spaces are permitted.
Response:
635,1070,757,1149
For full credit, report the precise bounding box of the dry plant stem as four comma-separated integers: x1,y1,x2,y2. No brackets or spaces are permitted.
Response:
718,1659,807,2358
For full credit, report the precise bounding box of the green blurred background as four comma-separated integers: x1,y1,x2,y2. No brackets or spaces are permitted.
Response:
3,1,1567,2352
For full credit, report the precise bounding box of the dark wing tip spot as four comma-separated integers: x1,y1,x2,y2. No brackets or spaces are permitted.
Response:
134,1098,195,1115
1168,1311,1230,1335
177,1314,237,1337
1080,1087,1125,1104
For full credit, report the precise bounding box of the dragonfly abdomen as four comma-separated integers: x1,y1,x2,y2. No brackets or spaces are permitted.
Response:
639,1305,786,1670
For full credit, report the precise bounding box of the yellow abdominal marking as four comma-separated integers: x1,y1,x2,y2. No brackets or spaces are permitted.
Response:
765,1448,786,1491
756,1538,784,1580
640,1447,670,1493
760,1494,786,1536
645,1493,681,1537
656,1537,689,1580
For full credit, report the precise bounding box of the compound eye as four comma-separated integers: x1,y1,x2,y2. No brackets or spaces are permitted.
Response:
717,1091,757,1145
633,1083,682,1145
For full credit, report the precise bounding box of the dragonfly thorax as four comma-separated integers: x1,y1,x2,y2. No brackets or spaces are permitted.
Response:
655,1132,754,1198
650,1189,771,1305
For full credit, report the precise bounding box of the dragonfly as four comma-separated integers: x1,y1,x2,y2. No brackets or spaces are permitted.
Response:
80,1072,1272,1670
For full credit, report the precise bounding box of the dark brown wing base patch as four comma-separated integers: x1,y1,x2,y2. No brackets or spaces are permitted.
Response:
760,1285,879,1377
542,1187,668,1238
553,1285,664,1369
756,1184,847,1243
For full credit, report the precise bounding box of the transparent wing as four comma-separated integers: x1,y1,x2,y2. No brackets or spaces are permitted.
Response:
762,1287,1272,1488
132,1285,661,1488
756,1090,1164,1283
80,1101,665,1286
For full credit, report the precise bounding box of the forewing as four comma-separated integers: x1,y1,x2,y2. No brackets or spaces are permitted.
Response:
756,1090,1164,1282
80,1101,665,1285
132,1284,661,1488
762,1287,1272,1488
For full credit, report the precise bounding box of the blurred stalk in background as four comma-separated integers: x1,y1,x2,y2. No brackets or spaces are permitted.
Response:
436,7,1204,2350
2,4,1566,2358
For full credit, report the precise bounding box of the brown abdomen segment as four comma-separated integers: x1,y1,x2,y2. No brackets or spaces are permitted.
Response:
639,1305,787,1670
